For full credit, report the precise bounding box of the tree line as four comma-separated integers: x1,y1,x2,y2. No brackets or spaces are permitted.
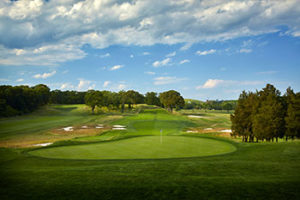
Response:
0,84,50,117
231,84,300,142
84,89,184,113
0,84,185,116
184,99,237,111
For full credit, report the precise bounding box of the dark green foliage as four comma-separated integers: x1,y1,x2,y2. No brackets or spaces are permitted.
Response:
231,84,299,142
159,90,184,112
231,91,258,142
145,92,161,106
222,103,233,112
285,88,300,139
0,84,50,117
125,90,145,109
84,90,103,113
50,90,86,104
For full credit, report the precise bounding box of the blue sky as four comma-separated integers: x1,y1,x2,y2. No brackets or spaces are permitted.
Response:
0,0,299,100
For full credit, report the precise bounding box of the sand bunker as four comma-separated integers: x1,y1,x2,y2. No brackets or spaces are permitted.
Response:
95,126,103,129
63,127,73,131
186,130,198,133
113,125,126,128
81,126,88,129
112,127,127,130
220,129,232,133
187,115,205,118
34,142,52,147
204,128,213,130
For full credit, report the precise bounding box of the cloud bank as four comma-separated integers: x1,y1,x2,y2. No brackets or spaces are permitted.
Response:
0,0,299,66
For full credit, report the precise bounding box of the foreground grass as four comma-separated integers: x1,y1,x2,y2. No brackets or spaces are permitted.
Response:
0,106,299,199
0,141,299,199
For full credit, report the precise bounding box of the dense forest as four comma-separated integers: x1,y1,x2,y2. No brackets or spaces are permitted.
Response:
231,84,300,142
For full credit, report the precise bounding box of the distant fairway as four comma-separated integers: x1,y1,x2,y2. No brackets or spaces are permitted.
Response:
29,136,236,160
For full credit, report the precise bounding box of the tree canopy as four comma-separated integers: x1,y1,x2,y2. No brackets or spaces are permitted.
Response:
159,90,185,112
231,84,299,142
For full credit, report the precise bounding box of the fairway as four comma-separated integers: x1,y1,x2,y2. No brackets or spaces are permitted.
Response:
29,136,236,160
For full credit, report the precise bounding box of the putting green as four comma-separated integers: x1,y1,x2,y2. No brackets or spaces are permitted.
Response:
29,136,236,160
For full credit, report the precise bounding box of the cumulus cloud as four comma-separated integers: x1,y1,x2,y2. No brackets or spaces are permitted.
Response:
143,52,150,55
103,81,110,87
196,49,216,56
179,59,190,64
154,76,185,85
77,79,95,91
110,65,123,71
197,79,225,89
33,71,56,79
60,83,74,90
196,79,264,89
16,78,24,82
0,0,300,66
118,84,126,90
152,58,171,67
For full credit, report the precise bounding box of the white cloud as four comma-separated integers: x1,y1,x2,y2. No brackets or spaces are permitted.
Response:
179,59,190,64
103,81,110,87
0,44,86,66
196,49,216,56
180,43,193,51
16,78,24,82
152,58,171,67
33,71,56,79
0,78,9,82
143,52,150,55
166,51,176,57
239,48,252,53
118,84,126,90
60,83,74,90
130,54,134,58
110,65,123,71
197,79,224,89
77,79,95,91
100,53,110,58
0,0,300,66
145,71,155,75
154,76,185,85
196,79,264,89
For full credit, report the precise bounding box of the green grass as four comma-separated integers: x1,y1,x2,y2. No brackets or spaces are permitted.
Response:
29,136,236,160
0,105,299,200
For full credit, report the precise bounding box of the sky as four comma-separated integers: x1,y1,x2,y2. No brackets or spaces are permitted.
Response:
0,0,299,100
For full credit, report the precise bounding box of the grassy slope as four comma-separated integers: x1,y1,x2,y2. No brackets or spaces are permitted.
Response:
0,106,299,199
0,105,123,147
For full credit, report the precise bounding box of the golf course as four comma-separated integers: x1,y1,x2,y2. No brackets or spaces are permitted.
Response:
0,104,299,199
